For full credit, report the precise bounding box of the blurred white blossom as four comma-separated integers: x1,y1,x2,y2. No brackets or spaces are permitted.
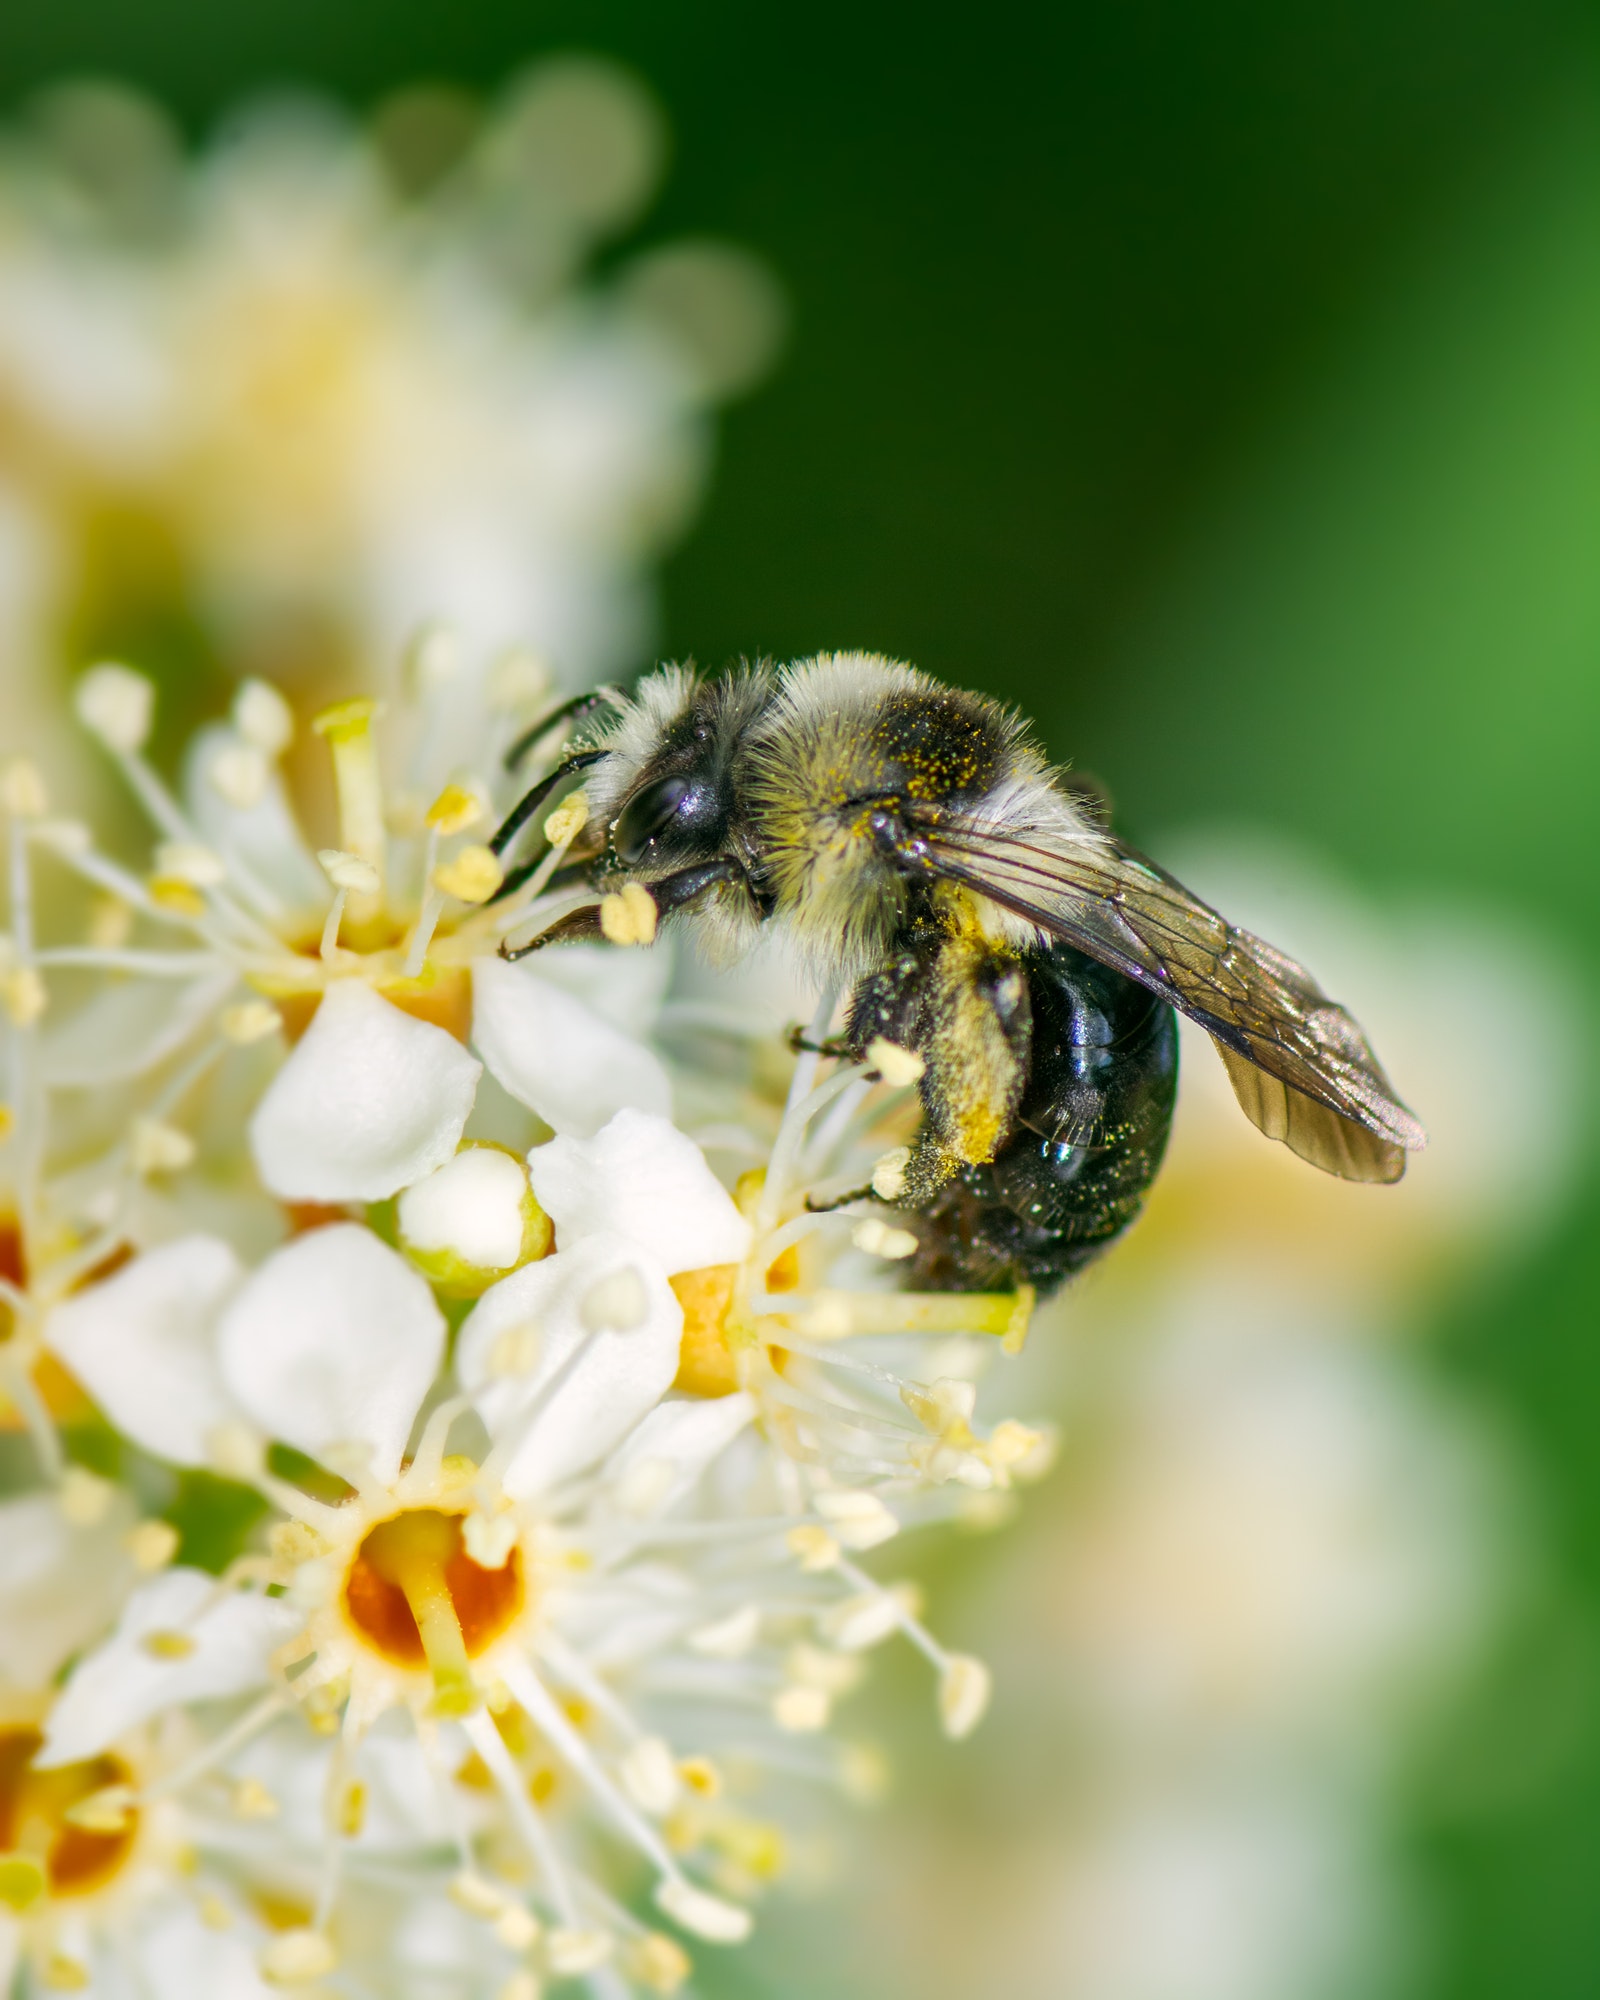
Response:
0,66,782,761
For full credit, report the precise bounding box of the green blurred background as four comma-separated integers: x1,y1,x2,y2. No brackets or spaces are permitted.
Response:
3,2,1598,1992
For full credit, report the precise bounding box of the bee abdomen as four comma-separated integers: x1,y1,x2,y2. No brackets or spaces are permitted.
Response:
902,942,1178,1297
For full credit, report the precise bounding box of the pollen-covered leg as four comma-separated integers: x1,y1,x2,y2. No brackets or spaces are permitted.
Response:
845,904,1032,1171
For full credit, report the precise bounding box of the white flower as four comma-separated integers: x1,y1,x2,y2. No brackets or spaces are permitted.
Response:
0,1476,329,2000
0,69,780,746
37,1145,1025,1987
28,664,679,1210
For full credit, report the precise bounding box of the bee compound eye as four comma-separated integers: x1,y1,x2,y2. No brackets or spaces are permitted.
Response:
614,775,691,865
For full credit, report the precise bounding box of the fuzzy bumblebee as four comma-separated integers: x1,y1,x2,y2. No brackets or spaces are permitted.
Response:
491,654,1425,1295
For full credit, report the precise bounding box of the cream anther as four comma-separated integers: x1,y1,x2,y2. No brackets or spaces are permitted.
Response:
76,663,154,754
234,678,294,755
773,1684,829,1732
655,1879,753,1945
0,757,48,817
462,1511,518,1570
543,789,590,847
599,881,658,946
126,1519,181,1572
425,784,485,836
59,1466,115,1527
317,848,381,895
621,1735,682,1814
132,1119,196,1176
869,1146,911,1199
938,1654,992,1739
865,1038,924,1087
813,1489,898,1550
688,1605,761,1657
155,841,227,886
851,1217,918,1260
433,843,504,904
406,622,466,692
546,1929,613,1974
261,1929,338,1985
220,999,283,1045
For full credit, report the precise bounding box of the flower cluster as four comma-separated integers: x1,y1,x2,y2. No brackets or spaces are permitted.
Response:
0,659,1049,1997
0,66,782,759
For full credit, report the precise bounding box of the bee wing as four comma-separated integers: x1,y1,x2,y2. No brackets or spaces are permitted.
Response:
923,822,1426,1183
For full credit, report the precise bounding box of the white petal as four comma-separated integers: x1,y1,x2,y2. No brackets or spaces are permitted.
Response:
527,1109,751,1273
38,1569,299,1766
601,1394,756,1515
45,1236,241,1467
472,957,671,1138
136,1903,276,2000
250,980,481,1201
0,1490,136,1685
40,970,239,1088
457,1233,683,1498
523,937,674,1037
218,1224,445,1481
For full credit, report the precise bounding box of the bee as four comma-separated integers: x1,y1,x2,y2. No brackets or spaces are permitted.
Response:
491,653,1425,1296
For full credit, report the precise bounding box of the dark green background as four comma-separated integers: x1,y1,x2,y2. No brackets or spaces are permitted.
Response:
5,4,1598,1994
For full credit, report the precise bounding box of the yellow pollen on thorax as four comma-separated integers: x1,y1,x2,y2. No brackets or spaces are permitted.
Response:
0,1728,139,1913
342,1508,525,1716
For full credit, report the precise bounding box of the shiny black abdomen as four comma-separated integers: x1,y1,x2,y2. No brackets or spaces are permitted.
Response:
908,941,1178,1296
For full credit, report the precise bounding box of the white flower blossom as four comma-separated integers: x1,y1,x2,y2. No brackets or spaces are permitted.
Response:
35,1097,1037,1991
0,70,782,770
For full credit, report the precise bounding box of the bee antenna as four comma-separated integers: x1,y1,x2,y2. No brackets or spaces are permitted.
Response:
503,686,624,772
488,748,609,859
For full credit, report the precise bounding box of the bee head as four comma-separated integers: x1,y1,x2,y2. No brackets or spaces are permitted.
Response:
596,668,772,875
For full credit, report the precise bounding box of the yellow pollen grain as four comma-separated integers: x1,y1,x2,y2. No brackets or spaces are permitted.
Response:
231,1779,280,1821
220,999,282,1045
543,789,589,847
58,1467,114,1527
44,1953,91,1991
599,882,657,946
131,1118,196,1176
680,1760,720,1808
630,1933,692,1994
142,1629,197,1661
337,1780,367,1838
147,876,208,919
2,965,47,1028
786,1525,840,1572
425,784,484,836
0,758,48,818
63,1784,136,1834
433,844,504,904
261,1928,338,1986
86,894,132,952
126,1519,180,1572
0,1854,46,1913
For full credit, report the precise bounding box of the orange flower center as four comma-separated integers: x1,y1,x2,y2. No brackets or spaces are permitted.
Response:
343,1509,524,1713
0,1728,137,1909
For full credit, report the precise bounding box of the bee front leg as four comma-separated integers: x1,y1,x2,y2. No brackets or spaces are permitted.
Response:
643,856,755,916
